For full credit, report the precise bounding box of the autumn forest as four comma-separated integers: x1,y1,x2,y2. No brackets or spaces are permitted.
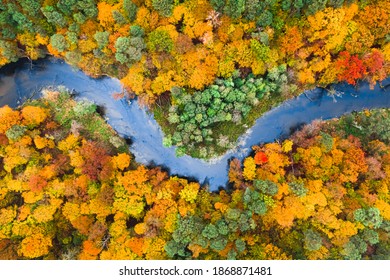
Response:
1,0,390,260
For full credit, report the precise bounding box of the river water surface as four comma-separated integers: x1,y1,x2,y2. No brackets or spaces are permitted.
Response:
1,58,390,190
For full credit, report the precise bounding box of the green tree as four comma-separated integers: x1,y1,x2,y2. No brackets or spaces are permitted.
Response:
50,34,69,52
305,0,327,16
123,0,138,22
320,132,334,152
41,6,67,28
366,110,390,143
254,180,278,196
0,41,19,63
354,208,383,229
65,51,82,65
288,181,308,197
66,31,78,45
114,37,144,65
68,23,80,33
19,0,41,16
210,238,227,251
57,0,77,16
250,40,270,61
1,27,16,40
11,11,34,32
362,229,379,245
73,12,86,24
244,0,262,20
130,25,144,37
304,229,322,251
77,0,98,18
256,10,273,28
243,188,268,215
6,125,26,141
112,10,127,25
328,0,344,8
210,0,225,12
165,215,204,258
147,30,173,53
0,10,12,26
281,0,292,11
293,0,304,14
223,0,246,19
202,224,219,239
152,0,174,17
342,234,371,260
94,31,110,49
235,239,246,253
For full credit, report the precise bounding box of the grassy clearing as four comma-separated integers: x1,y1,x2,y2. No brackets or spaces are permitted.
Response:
29,88,128,153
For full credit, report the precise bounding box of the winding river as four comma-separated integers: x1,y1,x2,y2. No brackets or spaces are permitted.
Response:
1,58,390,190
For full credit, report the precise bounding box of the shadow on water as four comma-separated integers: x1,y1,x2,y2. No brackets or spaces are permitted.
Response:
123,136,133,146
303,88,324,105
288,122,308,137
1,58,390,190
95,105,107,118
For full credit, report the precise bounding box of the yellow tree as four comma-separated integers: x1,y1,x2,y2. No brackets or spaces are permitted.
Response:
21,106,48,127
0,106,21,134
243,157,256,181
181,48,218,90
19,233,52,259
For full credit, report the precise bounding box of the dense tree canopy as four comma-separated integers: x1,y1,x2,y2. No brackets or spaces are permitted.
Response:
1,90,390,260
1,0,389,158
1,0,388,94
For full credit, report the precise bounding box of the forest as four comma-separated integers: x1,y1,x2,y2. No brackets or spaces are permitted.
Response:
1,89,390,259
0,0,390,260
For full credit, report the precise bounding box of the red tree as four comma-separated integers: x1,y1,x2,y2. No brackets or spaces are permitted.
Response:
335,51,366,85
80,141,110,181
363,49,386,87
254,151,268,165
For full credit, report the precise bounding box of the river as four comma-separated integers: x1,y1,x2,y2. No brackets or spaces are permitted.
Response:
1,58,390,190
